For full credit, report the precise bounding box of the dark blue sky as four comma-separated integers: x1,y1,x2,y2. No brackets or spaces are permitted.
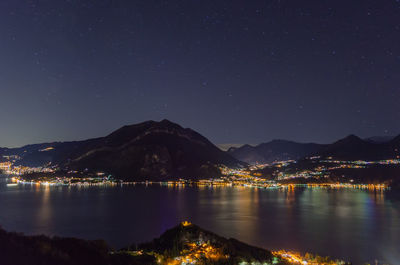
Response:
1,0,400,147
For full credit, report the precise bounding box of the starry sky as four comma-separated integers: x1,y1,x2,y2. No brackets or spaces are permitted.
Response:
0,0,400,147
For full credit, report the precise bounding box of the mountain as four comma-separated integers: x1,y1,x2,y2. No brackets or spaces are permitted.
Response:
228,140,324,164
229,134,400,164
316,134,374,160
1,120,244,180
64,120,244,180
315,134,400,160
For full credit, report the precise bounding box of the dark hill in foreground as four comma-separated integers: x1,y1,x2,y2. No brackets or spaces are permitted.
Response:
0,120,244,180
138,222,274,264
0,222,274,265
0,222,348,265
0,223,276,265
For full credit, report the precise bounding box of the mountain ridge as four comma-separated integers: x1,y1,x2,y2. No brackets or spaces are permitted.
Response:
228,139,325,164
228,134,400,164
316,134,400,161
2,124,400,176
0,120,244,180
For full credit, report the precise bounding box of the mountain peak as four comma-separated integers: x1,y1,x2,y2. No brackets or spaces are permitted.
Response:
345,134,360,139
108,119,183,139
156,119,184,129
159,118,174,124
336,134,363,144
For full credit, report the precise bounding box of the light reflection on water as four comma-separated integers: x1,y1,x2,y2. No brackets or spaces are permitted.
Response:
0,177,399,264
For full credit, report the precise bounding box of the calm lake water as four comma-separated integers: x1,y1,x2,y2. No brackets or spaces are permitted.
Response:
0,177,399,264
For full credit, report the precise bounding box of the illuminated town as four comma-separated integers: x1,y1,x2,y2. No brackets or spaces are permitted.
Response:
1,154,392,191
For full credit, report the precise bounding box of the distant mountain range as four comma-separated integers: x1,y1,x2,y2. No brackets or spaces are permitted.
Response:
227,140,323,164
364,135,395,143
316,134,400,161
228,135,400,164
0,120,244,180
1,120,399,177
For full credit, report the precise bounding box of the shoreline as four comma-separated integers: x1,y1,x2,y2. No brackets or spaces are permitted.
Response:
9,176,390,190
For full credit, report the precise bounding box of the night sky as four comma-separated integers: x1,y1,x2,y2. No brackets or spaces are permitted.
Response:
1,0,400,147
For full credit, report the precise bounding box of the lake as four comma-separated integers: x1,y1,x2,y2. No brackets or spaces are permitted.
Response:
0,177,399,264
